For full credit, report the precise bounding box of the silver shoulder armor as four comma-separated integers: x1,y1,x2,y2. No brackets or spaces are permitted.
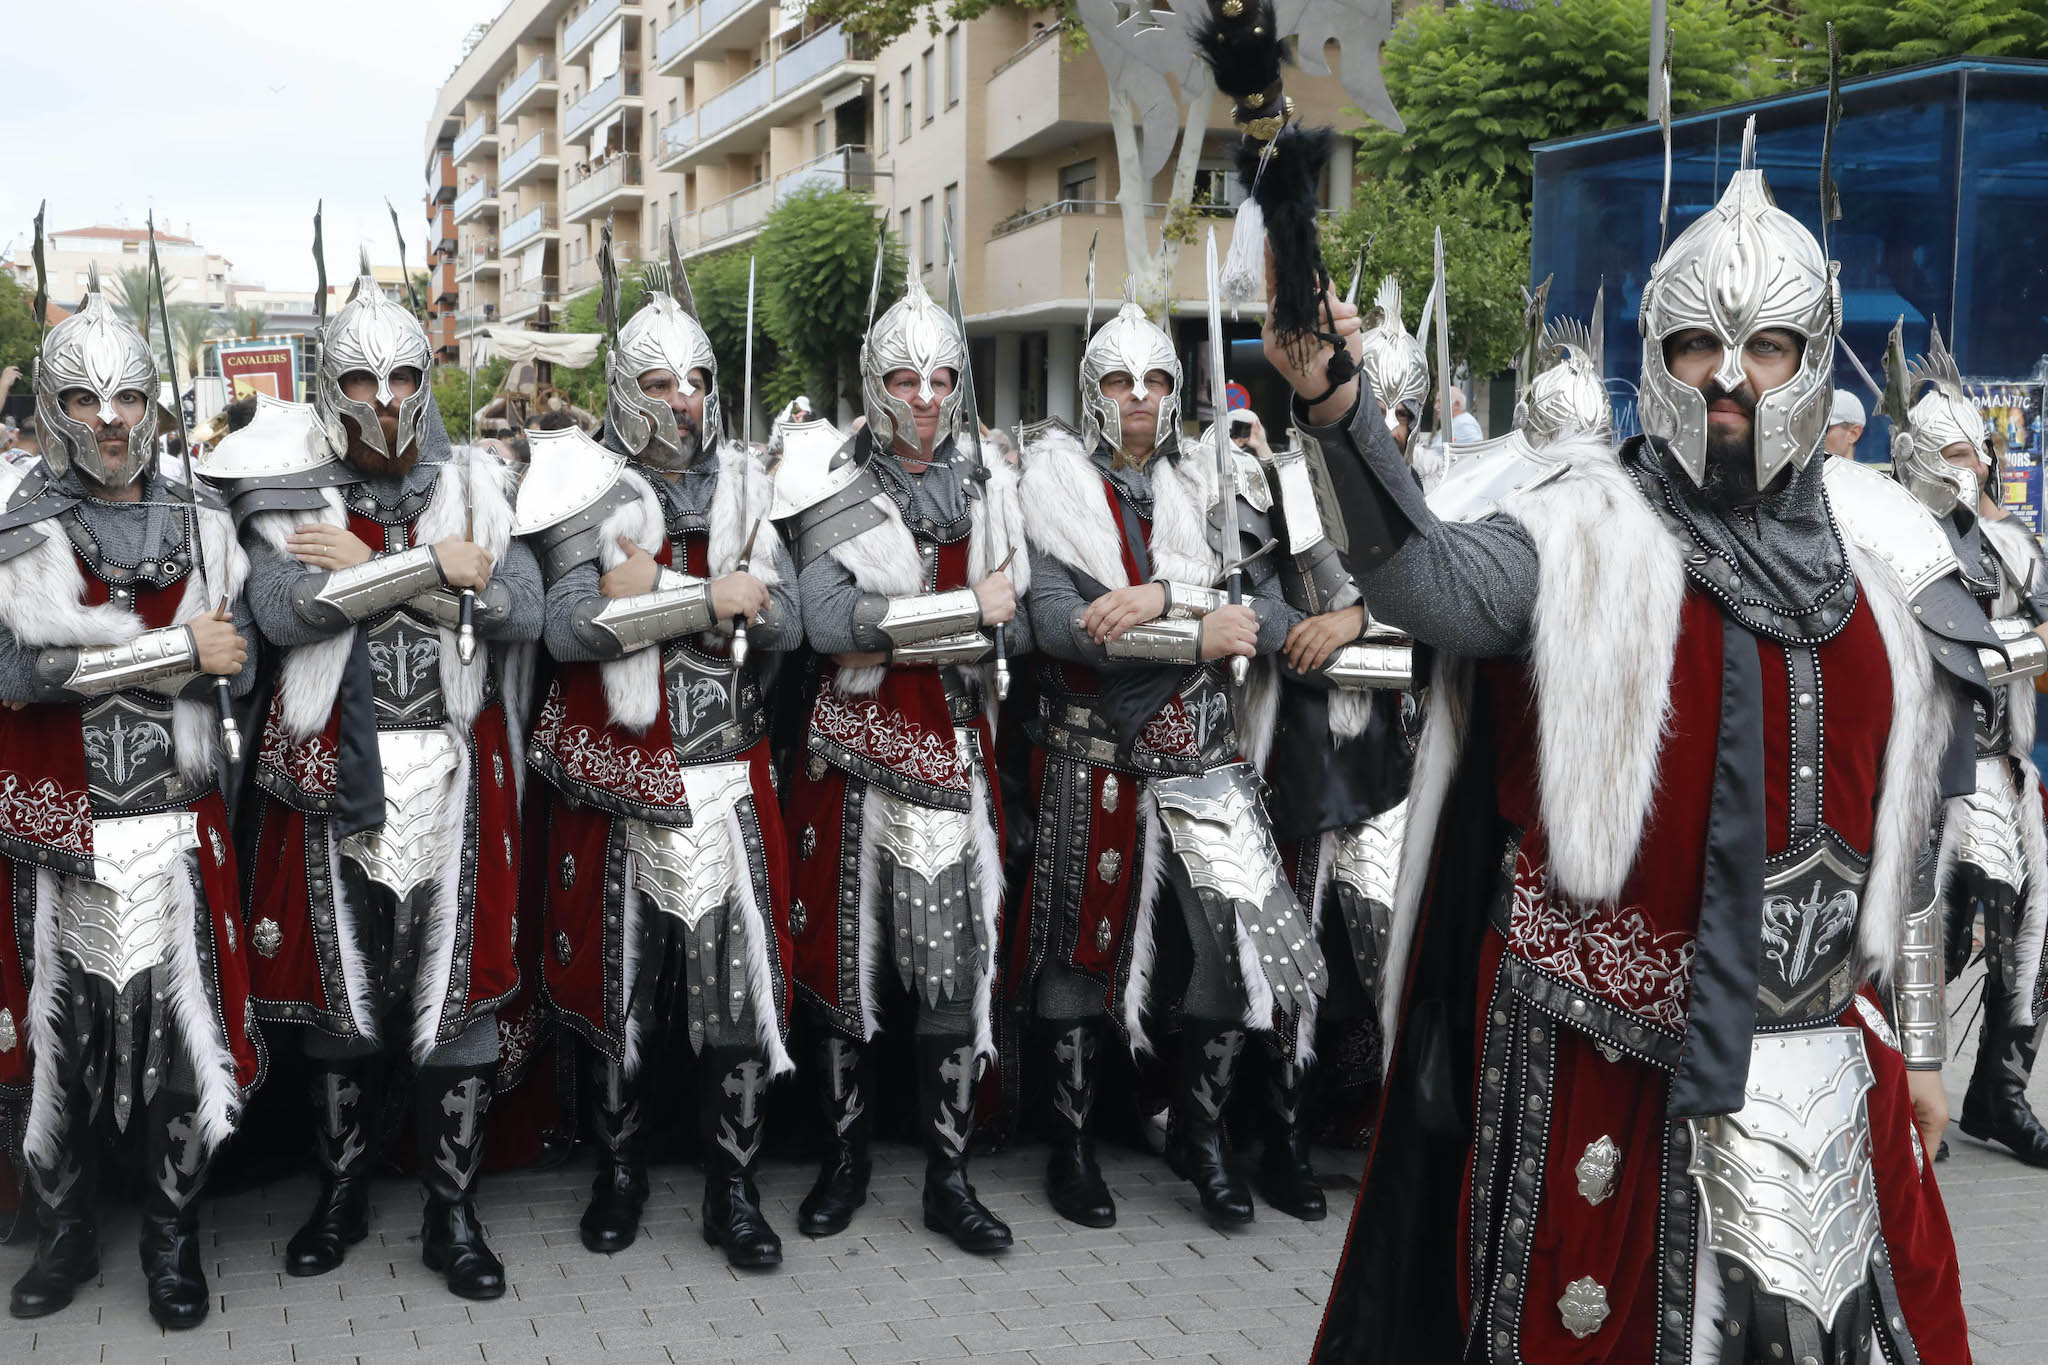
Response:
46,626,199,697
767,419,857,520
197,395,339,481
580,576,716,654
513,425,629,536
303,545,444,625
1102,615,1204,663
1426,430,1568,524
1269,448,1329,556
1823,456,1963,599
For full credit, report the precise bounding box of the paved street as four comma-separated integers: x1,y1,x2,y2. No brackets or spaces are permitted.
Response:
6,963,2045,1364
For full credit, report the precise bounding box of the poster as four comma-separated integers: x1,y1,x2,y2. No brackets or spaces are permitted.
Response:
217,340,299,402
1968,381,2046,534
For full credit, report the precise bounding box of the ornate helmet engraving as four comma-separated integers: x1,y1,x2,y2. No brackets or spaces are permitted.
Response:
1893,320,1985,516
1518,318,1613,446
607,285,720,468
33,265,160,487
859,275,966,454
1635,120,1840,490
1357,276,1430,431
313,248,434,462
1079,301,1181,459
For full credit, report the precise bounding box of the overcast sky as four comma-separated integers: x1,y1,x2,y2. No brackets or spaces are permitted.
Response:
2,0,498,295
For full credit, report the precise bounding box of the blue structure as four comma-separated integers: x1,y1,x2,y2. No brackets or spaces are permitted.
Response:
1532,58,2048,468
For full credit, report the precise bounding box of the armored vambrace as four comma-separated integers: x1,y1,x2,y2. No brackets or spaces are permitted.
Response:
1894,876,1946,1069
574,569,716,655
1981,617,2048,687
294,545,444,629
1320,636,1415,691
408,582,516,633
38,626,199,699
857,588,983,652
1101,615,1205,664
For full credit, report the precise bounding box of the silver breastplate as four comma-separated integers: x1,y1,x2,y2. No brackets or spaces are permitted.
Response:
363,609,447,726
1757,832,1865,1025
340,728,463,901
81,693,188,812
662,639,763,763
1687,1027,1881,1328
58,811,200,992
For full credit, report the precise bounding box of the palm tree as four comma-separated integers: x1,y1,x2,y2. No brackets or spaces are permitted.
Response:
230,306,270,340
104,264,168,340
169,304,220,380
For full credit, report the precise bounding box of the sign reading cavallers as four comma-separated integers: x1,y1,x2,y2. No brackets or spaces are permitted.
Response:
217,341,299,401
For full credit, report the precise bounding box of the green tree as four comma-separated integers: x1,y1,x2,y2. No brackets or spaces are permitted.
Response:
1787,0,2048,82
167,304,219,381
1357,0,1781,206
433,355,512,444
103,265,168,351
229,306,271,340
1322,171,1533,381
0,273,40,401
757,185,906,418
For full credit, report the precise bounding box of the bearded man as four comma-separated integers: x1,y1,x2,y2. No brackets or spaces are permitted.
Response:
519,255,799,1266
1306,136,1973,1364
0,271,258,1327
224,256,541,1300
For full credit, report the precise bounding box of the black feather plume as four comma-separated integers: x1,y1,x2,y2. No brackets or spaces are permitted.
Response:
1238,125,1337,363
1190,0,1286,106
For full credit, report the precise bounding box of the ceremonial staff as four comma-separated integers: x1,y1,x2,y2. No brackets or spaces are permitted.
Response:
940,219,1009,700
1203,228,1248,688
146,214,243,764
731,256,758,664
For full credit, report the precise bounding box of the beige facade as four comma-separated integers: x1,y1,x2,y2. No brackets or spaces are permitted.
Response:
38,227,236,311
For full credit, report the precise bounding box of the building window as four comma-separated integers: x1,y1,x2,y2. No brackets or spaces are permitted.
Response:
814,118,827,156
1060,159,1098,205
668,98,678,121
946,27,962,108
900,67,913,138
921,48,935,123
880,88,892,148
900,207,913,264
669,190,680,223
920,196,933,269
944,183,959,261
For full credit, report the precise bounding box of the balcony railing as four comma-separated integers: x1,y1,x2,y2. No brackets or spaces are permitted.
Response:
654,8,698,67
460,242,500,274
497,56,556,121
453,115,495,161
454,307,497,332
657,109,698,163
697,64,770,141
565,254,637,296
563,0,626,59
774,23,848,94
774,145,872,202
502,276,560,316
987,198,1236,240
566,68,642,137
564,155,644,217
453,179,497,219
692,180,773,247
501,130,554,182
503,204,560,250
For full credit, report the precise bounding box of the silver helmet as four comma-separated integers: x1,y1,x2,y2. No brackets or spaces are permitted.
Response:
860,274,966,455
1358,276,1430,432
1518,317,1613,446
313,249,434,462
607,288,720,469
33,264,160,487
1635,122,1840,490
1079,301,1181,459
1892,321,1985,517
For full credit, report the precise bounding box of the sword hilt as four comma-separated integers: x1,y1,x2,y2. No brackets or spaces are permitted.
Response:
993,624,1010,701
457,589,478,665
731,617,751,667
213,678,242,765
1226,571,1249,687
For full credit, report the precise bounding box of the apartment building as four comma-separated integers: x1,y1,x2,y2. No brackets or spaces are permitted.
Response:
426,1,1359,424
30,225,236,310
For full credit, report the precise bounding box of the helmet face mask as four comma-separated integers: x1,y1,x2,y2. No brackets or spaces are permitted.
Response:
1636,165,1839,492
33,272,159,488
1080,302,1181,461
860,276,966,455
314,256,434,465
607,290,719,469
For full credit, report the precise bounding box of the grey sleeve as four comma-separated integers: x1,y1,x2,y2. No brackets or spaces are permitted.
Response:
1025,548,1153,674
479,535,544,643
0,621,61,703
799,551,880,655
1242,551,1303,656
1299,391,1539,658
174,588,260,700
542,561,606,662
748,534,802,654
242,531,349,648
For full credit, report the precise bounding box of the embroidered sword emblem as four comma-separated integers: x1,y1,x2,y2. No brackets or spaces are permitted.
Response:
84,710,170,786
368,626,438,699
1761,879,1858,986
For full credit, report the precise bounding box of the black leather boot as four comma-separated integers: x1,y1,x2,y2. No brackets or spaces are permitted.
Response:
918,1035,1011,1254
797,1035,871,1237
1254,1052,1326,1221
1961,1008,2048,1167
9,1137,98,1319
1165,1021,1253,1227
140,1097,210,1329
579,1058,647,1254
1044,1020,1115,1227
286,1061,373,1276
417,1064,506,1300
699,1047,782,1268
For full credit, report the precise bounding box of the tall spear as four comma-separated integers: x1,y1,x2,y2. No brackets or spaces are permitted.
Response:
730,256,758,665
1204,228,1247,688
147,213,242,765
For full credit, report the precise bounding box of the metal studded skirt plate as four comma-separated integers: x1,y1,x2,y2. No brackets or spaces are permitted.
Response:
58,811,201,993
341,729,463,902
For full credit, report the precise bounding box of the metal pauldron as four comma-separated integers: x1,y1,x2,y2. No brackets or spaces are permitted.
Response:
1102,615,1204,663
1686,1028,1881,1329
1322,635,1414,690
893,631,991,668
303,544,444,625
870,588,982,649
581,578,716,654
1981,616,2048,687
53,626,199,697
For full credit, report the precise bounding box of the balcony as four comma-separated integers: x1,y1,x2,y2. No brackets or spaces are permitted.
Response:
453,179,498,223
684,180,773,254
563,0,636,62
985,23,1110,161
502,204,560,251
657,109,698,164
696,64,770,143
774,23,850,95
501,275,560,322
498,56,558,122
982,201,1251,315
453,115,496,164
774,145,873,202
565,68,643,142
501,131,559,190
657,26,861,170
454,307,497,335
653,0,762,75
457,241,500,281
564,154,645,221
564,254,637,299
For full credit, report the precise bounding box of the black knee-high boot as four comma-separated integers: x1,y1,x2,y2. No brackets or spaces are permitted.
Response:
1255,1047,1326,1220
579,1057,647,1254
140,1096,210,1329
1166,1020,1253,1227
417,1064,506,1300
287,1060,373,1275
9,1122,98,1319
918,1035,1011,1254
797,1034,872,1237
699,1046,782,1268
1044,1019,1115,1227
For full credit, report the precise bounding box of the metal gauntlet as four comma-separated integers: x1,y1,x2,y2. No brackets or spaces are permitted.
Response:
1159,582,1227,621
410,580,513,631
1322,636,1415,691
41,626,200,698
893,631,992,667
1100,615,1204,663
575,578,716,655
1894,874,1946,1069
1982,616,2048,687
859,589,983,649
297,545,444,627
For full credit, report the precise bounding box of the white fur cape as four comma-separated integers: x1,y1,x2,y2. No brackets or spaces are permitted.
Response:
819,452,1026,1068
0,492,252,1167
248,450,528,1062
1376,440,1951,1060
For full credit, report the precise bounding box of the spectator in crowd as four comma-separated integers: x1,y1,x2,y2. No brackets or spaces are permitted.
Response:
1448,388,1484,444
529,410,578,434
224,394,259,434
1824,388,1866,458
